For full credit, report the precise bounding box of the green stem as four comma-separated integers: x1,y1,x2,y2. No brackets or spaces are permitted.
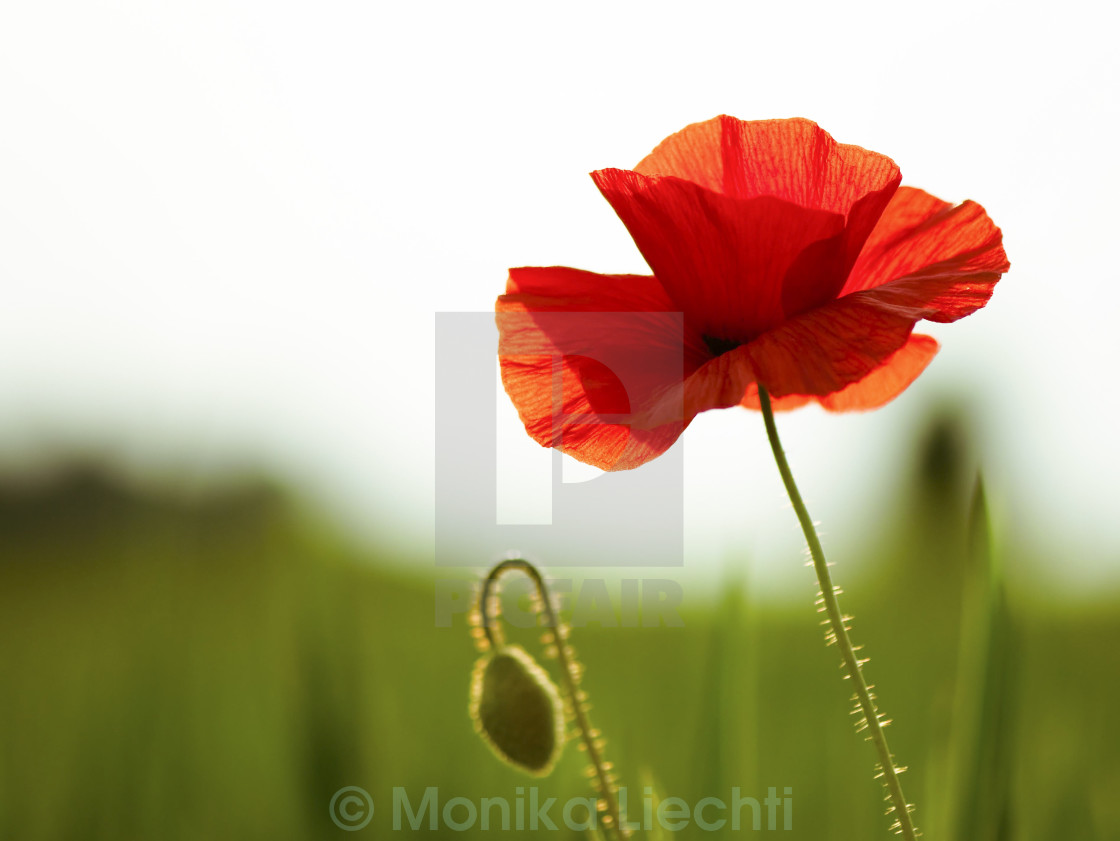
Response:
757,386,918,840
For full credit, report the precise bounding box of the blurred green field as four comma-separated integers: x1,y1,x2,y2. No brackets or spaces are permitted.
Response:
0,416,1117,840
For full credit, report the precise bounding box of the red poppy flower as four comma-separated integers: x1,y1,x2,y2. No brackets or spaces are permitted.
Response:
496,116,1009,470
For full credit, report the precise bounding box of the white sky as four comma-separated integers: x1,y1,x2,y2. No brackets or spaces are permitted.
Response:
1,1,1117,592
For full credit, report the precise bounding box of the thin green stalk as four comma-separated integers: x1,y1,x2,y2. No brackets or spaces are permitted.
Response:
757,386,918,840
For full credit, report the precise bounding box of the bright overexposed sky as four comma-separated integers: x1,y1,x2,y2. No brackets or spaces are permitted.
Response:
1,1,1117,592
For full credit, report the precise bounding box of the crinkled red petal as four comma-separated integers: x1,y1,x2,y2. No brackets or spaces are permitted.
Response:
743,293,921,399
740,333,939,412
842,186,1009,300
496,266,710,470
592,170,839,339
634,116,900,212
592,117,901,340
743,219,1006,401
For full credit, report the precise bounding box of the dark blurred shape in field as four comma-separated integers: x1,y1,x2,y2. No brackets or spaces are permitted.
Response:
0,413,1117,839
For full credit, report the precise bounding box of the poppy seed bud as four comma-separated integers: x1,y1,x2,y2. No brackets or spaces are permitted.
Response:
469,645,565,775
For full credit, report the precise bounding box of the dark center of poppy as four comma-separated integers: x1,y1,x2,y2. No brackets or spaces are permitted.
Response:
703,335,744,358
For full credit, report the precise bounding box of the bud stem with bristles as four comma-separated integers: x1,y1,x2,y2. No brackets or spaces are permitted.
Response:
758,386,919,841
477,558,629,840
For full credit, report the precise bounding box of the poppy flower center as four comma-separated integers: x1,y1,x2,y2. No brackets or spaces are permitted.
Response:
703,334,744,358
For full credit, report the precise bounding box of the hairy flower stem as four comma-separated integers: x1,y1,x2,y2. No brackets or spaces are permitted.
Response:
757,386,918,840
480,559,628,840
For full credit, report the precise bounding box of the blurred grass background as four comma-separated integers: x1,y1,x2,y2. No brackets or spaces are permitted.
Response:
0,410,1117,840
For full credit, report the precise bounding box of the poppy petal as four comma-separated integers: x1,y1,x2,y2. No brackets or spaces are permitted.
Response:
779,182,899,319
591,168,845,340
680,344,759,418
499,265,679,314
842,186,1009,299
496,267,706,471
743,293,920,399
634,116,900,212
593,117,901,340
849,272,1001,325
818,333,939,410
739,333,939,412
635,116,902,315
